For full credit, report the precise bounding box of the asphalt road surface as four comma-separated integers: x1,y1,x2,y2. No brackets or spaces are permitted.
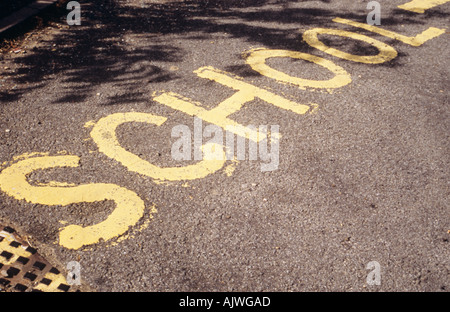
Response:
0,0,449,292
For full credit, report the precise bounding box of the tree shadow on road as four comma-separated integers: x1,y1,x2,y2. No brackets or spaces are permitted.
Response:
0,0,447,105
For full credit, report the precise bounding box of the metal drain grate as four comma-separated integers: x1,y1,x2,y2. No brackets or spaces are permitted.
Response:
0,225,80,292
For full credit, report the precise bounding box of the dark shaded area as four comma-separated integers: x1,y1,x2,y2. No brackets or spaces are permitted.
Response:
0,0,448,104
0,0,36,19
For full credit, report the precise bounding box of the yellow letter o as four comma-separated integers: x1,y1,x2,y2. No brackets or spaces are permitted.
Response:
246,48,352,89
302,28,398,64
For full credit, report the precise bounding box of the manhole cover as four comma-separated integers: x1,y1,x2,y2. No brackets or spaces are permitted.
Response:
0,224,82,292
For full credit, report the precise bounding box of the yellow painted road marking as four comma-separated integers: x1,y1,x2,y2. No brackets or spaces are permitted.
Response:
90,112,226,181
0,155,146,250
154,67,311,143
2,5,443,252
398,0,450,13
333,17,446,47
154,91,262,143
302,28,398,64
245,48,352,89
195,66,311,116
